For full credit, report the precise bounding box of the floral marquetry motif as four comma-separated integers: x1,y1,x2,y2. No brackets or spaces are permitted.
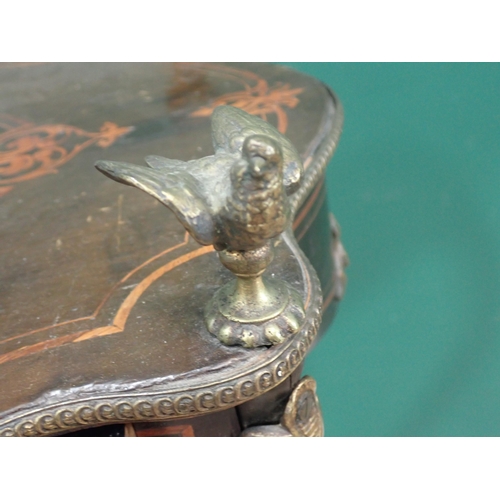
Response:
183,63,304,134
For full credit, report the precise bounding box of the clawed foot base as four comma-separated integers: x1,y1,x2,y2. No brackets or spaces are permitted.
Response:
205,280,305,348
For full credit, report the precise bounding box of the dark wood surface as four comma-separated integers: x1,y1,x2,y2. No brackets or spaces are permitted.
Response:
0,63,342,434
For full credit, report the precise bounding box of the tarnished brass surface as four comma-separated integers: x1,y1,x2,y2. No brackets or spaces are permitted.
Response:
329,213,349,301
241,375,323,437
282,376,323,436
240,425,293,437
96,106,306,348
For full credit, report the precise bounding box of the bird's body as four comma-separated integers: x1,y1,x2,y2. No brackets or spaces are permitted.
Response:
219,135,289,251
95,106,302,252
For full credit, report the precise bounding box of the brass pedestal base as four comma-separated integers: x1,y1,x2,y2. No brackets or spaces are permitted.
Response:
205,243,305,348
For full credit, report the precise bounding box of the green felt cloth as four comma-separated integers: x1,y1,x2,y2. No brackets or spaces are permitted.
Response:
282,63,500,436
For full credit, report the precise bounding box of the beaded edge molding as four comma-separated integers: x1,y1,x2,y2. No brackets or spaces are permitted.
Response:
0,255,321,437
290,88,343,216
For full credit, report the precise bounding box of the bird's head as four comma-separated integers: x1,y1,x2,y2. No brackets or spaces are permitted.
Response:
242,135,283,181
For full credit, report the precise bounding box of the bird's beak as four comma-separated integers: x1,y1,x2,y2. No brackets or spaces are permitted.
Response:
251,157,266,177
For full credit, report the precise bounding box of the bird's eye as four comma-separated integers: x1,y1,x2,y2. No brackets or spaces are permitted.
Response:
230,134,243,152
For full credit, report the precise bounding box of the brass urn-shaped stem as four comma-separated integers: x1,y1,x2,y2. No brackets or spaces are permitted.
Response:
205,242,305,347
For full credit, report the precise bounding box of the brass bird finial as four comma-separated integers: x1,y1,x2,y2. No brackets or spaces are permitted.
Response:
95,106,306,348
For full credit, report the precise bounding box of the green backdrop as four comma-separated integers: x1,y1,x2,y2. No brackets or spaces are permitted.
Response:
282,63,500,436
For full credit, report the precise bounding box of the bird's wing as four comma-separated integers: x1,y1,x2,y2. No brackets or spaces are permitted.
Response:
211,106,303,195
95,159,215,245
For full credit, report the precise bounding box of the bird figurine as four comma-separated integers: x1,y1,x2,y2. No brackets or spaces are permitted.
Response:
95,105,306,348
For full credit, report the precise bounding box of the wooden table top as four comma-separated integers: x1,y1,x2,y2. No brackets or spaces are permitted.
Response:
0,63,343,435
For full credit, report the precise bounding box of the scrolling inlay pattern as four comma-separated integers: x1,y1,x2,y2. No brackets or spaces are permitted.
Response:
184,63,304,134
0,115,131,197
